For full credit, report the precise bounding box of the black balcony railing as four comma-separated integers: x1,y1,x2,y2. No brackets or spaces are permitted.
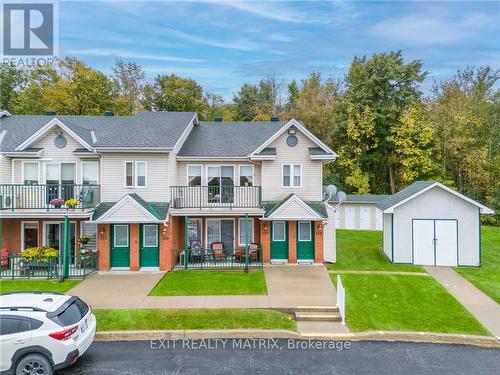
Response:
170,185,261,208
0,184,100,210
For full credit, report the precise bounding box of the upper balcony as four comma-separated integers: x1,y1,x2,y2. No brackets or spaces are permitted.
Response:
0,184,100,211
170,186,261,209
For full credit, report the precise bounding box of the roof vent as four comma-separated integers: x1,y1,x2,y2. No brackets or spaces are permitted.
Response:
214,117,223,122
44,111,56,116
103,111,114,116
271,117,280,122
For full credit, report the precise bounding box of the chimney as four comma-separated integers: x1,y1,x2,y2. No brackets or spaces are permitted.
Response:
103,111,114,116
214,117,223,122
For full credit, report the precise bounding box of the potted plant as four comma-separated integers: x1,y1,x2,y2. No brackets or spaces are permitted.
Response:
21,246,59,275
78,234,90,252
49,197,64,208
64,198,80,209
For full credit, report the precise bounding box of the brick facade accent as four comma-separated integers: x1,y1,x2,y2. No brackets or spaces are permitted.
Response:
288,221,297,263
260,220,270,263
314,221,324,263
97,224,110,270
130,224,140,271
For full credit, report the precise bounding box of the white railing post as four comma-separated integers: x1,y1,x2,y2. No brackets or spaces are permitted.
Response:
336,274,346,325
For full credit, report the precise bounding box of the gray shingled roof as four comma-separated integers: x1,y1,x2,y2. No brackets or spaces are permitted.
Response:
178,121,286,157
0,112,196,152
377,181,435,211
330,194,389,204
92,194,170,221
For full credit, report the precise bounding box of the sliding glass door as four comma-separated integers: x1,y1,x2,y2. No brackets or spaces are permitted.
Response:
44,222,76,262
207,166,234,204
45,163,76,203
206,219,234,254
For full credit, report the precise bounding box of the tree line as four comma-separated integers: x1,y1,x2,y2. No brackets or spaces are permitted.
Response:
1,52,498,223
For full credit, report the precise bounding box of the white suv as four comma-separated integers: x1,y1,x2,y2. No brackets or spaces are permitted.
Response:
0,291,96,375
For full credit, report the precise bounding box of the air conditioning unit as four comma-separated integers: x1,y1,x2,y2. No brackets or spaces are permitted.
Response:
0,194,15,209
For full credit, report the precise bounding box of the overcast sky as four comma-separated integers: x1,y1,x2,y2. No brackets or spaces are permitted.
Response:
59,0,500,100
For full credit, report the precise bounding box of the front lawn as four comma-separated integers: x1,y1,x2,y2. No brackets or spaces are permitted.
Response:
94,309,295,331
455,226,500,303
326,230,424,272
0,279,81,294
149,270,267,296
333,274,489,335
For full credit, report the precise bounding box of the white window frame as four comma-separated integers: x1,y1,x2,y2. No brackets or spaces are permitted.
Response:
142,224,158,247
113,224,129,247
282,164,302,188
238,164,254,187
272,221,286,242
21,221,39,250
186,164,203,186
21,161,39,185
238,218,254,245
81,161,99,185
124,161,147,188
298,221,312,242
206,165,236,186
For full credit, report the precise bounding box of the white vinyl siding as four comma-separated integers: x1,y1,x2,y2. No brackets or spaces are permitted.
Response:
261,129,322,201
100,153,169,201
81,222,98,251
10,126,98,185
0,156,11,184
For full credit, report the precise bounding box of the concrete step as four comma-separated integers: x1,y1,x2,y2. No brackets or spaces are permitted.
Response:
294,306,339,313
294,312,341,322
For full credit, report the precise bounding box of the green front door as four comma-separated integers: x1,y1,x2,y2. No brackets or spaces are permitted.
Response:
140,224,159,267
297,221,315,260
110,224,130,268
271,221,288,260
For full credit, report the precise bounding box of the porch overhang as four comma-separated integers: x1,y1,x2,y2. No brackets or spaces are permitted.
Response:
262,194,327,221
169,207,265,216
91,194,169,223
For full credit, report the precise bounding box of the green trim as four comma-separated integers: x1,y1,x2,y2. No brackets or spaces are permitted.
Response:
184,216,189,269
390,213,394,262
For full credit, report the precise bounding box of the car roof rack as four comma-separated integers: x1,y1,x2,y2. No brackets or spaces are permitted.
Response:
1,291,64,296
0,306,47,312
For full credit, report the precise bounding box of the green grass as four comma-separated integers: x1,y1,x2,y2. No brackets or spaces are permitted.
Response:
149,270,267,296
94,309,296,331
456,226,500,303
326,230,424,272
332,274,489,335
0,279,81,294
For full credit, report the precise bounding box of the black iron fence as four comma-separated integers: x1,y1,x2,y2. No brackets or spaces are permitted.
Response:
0,184,100,210
0,253,98,279
173,248,263,269
170,186,261,208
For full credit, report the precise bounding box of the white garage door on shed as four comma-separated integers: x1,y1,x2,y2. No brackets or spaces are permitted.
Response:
413,219,458,266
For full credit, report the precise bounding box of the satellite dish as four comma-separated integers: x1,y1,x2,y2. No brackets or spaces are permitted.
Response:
325,185,337,196
336,191,347,202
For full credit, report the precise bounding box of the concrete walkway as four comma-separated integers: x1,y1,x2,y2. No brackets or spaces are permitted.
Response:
425,266,500,338
68,271,165,309
264,265,337,308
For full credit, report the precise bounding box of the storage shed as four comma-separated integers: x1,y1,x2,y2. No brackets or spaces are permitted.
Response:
331,194,388,230
378,181,494,267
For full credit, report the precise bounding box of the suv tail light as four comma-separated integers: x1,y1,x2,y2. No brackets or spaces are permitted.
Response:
49,326,78,341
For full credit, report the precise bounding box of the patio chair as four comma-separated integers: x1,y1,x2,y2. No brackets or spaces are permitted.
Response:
211,242,226,262
234,243,259,262
189,241,203,262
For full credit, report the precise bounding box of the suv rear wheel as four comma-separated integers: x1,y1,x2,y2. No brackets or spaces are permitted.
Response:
15,353,53,375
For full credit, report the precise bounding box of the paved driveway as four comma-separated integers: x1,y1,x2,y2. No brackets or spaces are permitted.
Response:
264,265,337,308
68,272,165,308
60,340,500,375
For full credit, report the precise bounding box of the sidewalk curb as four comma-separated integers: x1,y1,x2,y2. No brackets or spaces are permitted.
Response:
95,330,500,348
